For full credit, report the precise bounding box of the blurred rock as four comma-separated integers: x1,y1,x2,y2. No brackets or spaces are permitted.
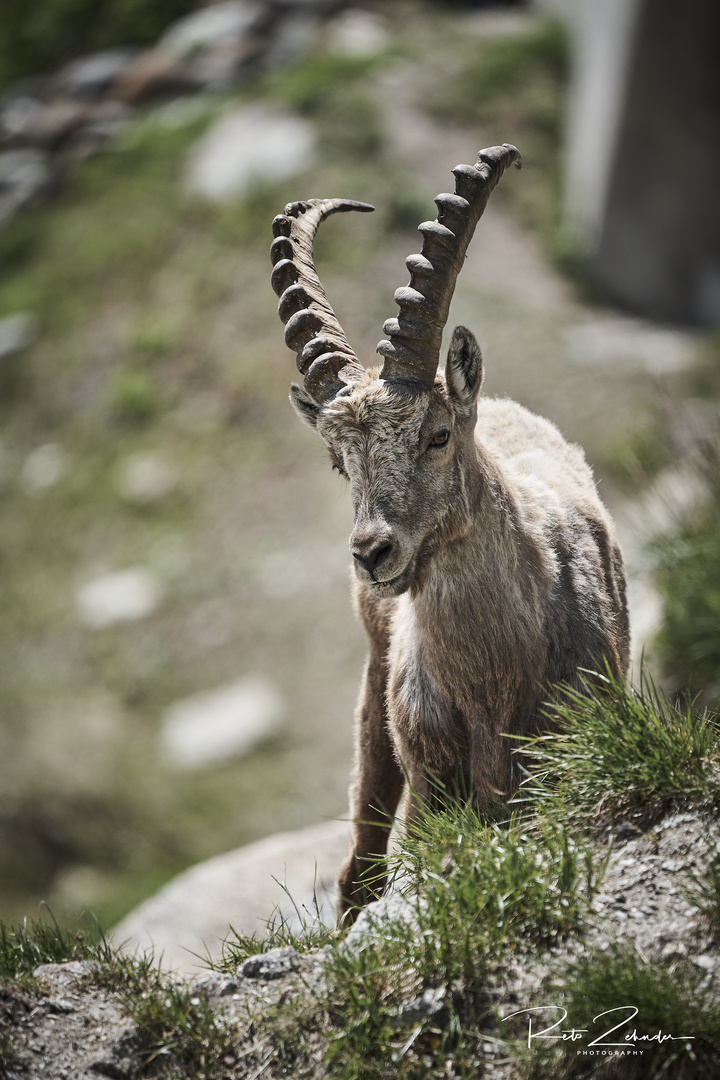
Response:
110,48,203,104
0,96,89,149
185,103,315,199
33,961,98,988
160,1,267,58
327,9,389,57
56,49,141,99
116,451,177,504
562,315,696,375
66,101,131,159
264,8,324,68
113,819,350,971
20,443,67,495
240,946,299,979
0,149,52,223
159,675,283,769
76,567,162,628
0,311,39,359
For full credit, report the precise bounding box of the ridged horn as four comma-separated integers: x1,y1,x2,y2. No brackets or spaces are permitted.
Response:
377,144,522,386
271,198,374,404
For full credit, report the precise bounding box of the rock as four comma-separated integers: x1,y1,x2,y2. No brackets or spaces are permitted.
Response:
67,101,131,158
33,960,96,987
0,96,90,149
0,311,39,359
160,1,267,59
56,49,141,99
159,675,283,769
112,819,350,973
187,971,239,997
562,315,696,375
394,986,447,1026
116,452,177,504
185,103,315,200
110,49,203,105
19,443,67,495
0,149,52,224
90,1026,144,1078
240,945,299,980
76,567,162,628
344,891,420,946
692,954,718,972
264,9,324,69
327,9,389,57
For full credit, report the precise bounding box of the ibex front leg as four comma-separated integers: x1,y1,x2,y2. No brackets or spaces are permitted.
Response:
337,593,404,922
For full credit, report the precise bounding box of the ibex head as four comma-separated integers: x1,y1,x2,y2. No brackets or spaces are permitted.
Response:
271,145,522,597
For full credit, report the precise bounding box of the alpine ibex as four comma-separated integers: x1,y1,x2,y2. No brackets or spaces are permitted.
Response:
270,145,630,919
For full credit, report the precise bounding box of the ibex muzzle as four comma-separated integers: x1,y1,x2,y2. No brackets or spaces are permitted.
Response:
271,146,630,922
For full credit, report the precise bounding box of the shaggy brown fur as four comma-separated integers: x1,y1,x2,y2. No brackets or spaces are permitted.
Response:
291,327,630,919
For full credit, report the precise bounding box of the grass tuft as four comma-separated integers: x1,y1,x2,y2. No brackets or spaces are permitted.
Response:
254,798,604,1079
516,669,720,827
119,975,238,1076
521,944,720,1079
0,912,113,984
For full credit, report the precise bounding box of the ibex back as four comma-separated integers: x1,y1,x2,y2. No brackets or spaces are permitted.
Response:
270,145,630,920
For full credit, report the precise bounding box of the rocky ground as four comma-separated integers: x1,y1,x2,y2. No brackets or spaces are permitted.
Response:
2,806,717,1078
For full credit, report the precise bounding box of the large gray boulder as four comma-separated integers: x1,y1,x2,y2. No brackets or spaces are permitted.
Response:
112,818,350,973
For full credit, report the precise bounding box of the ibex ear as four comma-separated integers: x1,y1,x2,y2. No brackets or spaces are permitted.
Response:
290,383,322,429
445,326,483,413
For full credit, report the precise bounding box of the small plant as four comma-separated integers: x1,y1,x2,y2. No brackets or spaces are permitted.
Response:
120,975,239,1076
517,669,720,827
0,912,112,983
213,898,335,973
521,944,720,1079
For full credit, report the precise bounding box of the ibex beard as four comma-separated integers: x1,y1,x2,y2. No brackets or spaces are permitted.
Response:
271,146,630,922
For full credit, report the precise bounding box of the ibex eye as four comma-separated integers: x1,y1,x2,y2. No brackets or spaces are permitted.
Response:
430,430,450,448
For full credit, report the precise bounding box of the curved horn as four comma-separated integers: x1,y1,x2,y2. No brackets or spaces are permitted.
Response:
376,144,523,386
271,198,374,404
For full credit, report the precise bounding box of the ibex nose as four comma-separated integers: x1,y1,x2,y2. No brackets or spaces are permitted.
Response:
352,542,394,577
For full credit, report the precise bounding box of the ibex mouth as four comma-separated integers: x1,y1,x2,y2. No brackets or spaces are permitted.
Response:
368,567,412,597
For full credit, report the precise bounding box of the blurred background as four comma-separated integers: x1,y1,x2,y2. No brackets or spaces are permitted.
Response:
0,0,718,932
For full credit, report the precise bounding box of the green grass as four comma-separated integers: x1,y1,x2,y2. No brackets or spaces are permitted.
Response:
0,912,112,983
119,974,238,1077
245,799,605,1079
2,665,720,1077
516,670,720,828
0,914,237,1077
522,945,720,1080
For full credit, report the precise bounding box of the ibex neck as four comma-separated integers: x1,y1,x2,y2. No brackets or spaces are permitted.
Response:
409,450,549,699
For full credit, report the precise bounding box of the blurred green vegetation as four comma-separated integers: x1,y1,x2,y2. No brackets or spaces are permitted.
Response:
426,18,570,240
0,0,196,90
653,472,720,707
595,414,671,492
